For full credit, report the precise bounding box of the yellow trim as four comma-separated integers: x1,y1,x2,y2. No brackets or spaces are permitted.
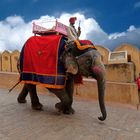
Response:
20,80,66,89
74,40,95,50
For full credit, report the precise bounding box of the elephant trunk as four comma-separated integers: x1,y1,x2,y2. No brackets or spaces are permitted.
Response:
97,77,107,121
91,54,107,121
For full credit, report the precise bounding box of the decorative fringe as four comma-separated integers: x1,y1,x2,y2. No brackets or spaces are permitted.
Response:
74,40,95,50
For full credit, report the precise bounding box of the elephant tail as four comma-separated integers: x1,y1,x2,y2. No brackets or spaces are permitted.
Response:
8,81,21,93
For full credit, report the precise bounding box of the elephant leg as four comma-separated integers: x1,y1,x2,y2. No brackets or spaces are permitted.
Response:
65,76,75,114
49,88,73,114
56,76,75,114
17,84,28,103
27,84,43,110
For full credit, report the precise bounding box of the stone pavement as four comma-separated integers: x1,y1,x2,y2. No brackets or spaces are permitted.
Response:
0,88,140,140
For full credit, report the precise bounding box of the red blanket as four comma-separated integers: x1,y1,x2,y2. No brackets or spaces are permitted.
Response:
19,35,66,89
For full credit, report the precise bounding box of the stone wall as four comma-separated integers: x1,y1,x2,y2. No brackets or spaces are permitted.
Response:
114,44,140,78
0,50,20,73
96,44,140,82
1,51,11,72
105,62,135,82
11,50,20,72
75,79,139,105
0,72,138,106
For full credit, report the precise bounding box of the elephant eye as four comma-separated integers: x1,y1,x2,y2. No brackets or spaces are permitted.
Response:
86,59,92,66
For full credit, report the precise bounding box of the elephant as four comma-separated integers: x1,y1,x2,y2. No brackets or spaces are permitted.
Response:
17,37,107,121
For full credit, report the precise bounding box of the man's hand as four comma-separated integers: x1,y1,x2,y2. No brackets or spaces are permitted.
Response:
78,26,81,31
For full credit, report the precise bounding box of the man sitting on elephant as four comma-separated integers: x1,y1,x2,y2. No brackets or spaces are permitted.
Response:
67,17,81,41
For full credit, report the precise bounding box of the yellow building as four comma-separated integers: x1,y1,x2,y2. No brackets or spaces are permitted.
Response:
11,50,20,72
1,50,11,72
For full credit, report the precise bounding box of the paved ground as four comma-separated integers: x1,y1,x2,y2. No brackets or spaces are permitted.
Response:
0,88,140,140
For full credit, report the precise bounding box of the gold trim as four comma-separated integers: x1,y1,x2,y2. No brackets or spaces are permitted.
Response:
74,40,95,50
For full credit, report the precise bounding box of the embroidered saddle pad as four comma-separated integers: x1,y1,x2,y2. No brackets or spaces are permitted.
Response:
19,35,67,89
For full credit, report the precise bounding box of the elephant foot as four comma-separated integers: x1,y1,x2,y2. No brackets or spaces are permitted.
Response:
32,102,43,110
17,97,27,103
55,102,75,114
63,107,75,114
55,102,63,113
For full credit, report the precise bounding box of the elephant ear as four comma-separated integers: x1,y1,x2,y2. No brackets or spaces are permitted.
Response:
64,40,75,52
64,53,79,75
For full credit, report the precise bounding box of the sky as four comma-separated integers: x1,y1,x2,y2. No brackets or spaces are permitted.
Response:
0,0,140,52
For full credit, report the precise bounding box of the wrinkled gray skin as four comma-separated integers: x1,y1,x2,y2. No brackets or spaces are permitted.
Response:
17,41,107,121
